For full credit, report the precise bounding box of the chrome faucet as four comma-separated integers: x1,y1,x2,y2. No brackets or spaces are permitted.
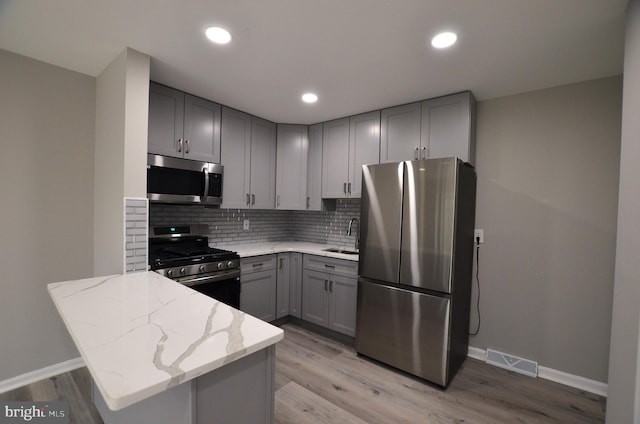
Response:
347,217,360,250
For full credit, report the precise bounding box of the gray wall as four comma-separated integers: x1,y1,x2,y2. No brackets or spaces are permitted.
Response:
0,50,95,380
471,76,622,383
607,0,640,421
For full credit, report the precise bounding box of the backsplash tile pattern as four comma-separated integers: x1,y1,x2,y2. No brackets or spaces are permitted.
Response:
149,199,361,248
124,197,148,273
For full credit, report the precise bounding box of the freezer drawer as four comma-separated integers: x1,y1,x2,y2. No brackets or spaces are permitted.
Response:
355,279,451,386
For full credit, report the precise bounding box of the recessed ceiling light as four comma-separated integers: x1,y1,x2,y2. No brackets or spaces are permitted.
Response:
302,93,318,104
431,32,457,49
205,26,232,44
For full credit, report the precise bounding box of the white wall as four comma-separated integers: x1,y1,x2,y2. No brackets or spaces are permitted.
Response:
0,49,95,380
94,48,149,275
472,76,622,383
606,0,640,421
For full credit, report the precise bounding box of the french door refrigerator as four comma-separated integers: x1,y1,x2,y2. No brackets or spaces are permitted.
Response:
355,157,476,387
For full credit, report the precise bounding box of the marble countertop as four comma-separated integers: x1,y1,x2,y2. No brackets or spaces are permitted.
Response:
47,272,283,411
218,241,360,261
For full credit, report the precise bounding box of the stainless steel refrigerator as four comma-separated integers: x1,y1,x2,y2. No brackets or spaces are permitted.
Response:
355,157,476,387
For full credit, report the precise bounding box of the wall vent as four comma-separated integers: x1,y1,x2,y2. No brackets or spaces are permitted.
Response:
485,348,538,378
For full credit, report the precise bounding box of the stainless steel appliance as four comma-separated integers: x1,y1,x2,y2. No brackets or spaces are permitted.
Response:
147,154,223,205
149,225,240,308
356,157,476,387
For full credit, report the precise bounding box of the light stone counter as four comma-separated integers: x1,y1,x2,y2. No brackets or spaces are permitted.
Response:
218,241,359,262
47,271,283,414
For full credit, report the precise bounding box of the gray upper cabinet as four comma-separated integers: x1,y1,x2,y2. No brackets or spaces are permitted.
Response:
321,118,350,198
380,101,422,163
275,125,309,210
380,92,476,165
322,111,380,199
421,91,476,165
148,82,221,163
306,123,323,211
348,110,380,198
221,107,276,209
250,117,277,209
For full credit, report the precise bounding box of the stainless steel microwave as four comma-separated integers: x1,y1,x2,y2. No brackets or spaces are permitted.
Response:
147,154,223,205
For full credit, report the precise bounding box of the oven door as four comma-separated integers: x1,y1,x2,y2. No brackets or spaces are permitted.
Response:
175,269,240,309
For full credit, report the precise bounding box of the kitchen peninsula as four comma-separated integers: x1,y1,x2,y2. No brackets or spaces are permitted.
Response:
48,271,283,424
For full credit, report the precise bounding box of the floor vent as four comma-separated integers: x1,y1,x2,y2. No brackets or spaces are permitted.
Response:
486,349,538,378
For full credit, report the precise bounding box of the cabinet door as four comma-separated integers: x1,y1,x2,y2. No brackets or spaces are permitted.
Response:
301,270,330,327
289,253,303,318
276,254,291,319
276,124,308,210
221,107,252,209
306,124,323,210
240,268,277,322
380,102,422,163
148,82,184,158
421,91,475,165
328,275,358,336
321,118,350,198
183,94,221,163
250,117,277,209
349,110,380,198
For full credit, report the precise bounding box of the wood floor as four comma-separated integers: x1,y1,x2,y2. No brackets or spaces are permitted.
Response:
0,323,606,423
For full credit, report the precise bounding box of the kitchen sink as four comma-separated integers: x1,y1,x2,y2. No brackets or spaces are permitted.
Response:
323,247,359,255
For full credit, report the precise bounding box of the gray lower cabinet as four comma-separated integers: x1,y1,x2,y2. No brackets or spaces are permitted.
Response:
276,253,290,319
240,255,277,322
301,255,358,336
289,253,303,318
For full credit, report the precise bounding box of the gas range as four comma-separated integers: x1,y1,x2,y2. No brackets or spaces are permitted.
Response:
148,225,241,307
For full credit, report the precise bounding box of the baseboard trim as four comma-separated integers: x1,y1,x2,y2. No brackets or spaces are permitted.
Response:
0,357,85,394
467,346,607,397
467,346,487,361
538,365,608,397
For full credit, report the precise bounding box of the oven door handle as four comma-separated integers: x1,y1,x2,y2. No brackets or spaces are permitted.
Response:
202,167,210,203
178,269,240,287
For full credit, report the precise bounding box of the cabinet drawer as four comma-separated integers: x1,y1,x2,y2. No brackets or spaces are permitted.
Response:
241,254,277,274
303,254,358,277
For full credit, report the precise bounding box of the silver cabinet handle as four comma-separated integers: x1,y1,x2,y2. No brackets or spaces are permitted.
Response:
277,194,280,207
414,147,419,160
185,139,190,154
202,167,209,202
324,264,335,269
178,139,183,153
306,197,310,209
422,146,426,159
251,194,255,205
324,280,328,291
329,280,333,292
246,193,250,205
343,182,347,194
252,262,263,268
348,182,351,194
279,258,284,269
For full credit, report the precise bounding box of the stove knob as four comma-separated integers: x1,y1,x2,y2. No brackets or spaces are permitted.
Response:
227,261,234,268
199,265,206,272
217,262,225,270
167,269,173,278
180,267,186,275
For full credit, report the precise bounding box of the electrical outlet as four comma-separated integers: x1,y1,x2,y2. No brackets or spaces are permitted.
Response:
474,229,484,244
243,219,250,230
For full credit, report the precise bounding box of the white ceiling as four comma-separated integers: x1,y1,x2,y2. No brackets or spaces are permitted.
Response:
0,0,628,124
